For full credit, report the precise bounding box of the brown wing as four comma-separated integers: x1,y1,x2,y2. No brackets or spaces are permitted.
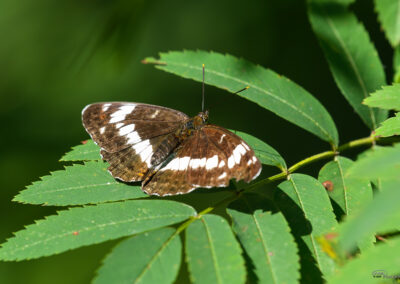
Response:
82,102,188,182
82,102,188,153
142,125,262,196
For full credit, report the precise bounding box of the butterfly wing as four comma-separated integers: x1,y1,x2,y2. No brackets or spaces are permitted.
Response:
82,102,189,182
142,125,261,196
82,102,189,152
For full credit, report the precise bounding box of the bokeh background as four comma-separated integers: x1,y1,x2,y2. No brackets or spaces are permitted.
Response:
0,0,393,283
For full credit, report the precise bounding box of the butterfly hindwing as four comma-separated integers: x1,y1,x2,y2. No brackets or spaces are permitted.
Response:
142,126,261,196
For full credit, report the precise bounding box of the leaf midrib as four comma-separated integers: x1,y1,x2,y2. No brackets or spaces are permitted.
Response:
336,158,349,215
22,182,121,196
134,231,178,284
7,214,188,254
201,218,223,284
242,197,278,284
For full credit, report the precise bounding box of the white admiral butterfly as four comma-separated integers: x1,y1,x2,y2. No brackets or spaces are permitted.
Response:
82,67,261,196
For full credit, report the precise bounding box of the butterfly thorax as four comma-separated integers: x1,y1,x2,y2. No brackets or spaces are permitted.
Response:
176,111,209,141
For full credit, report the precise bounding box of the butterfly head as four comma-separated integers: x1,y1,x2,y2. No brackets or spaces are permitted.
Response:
191,110,209,130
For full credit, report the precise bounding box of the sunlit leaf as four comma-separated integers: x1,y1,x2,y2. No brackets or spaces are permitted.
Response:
337,180,400,253
328,237,400,283
232,130,286,170
394,46,400,83
0,200,195,261
318,156,374,251
13,162,147,206
93,227,181,284
185,214,246,284
318,156,373,216
375,0,400,47
375,112,400,137
60,140,101,161
228,193,300,284
275,174,338,277
144,50,338,146
347,143,400,181
308,3,387,129
363,84,400,111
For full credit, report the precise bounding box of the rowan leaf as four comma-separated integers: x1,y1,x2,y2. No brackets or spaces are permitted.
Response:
274,174,338,277
144,50,338,146
233,130,286,170
308,2,387,129
60,140,101,162
0,200,195,261
375,0,400,47
93,227,181,284
185,214,246,284
13,161,147,206
228,193,300,284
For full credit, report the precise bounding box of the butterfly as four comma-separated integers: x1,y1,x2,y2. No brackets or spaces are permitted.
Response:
82,67,261,196
82,102,261,196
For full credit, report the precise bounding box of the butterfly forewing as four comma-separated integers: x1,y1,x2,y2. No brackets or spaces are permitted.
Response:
82,102,188,153
82,102,188,182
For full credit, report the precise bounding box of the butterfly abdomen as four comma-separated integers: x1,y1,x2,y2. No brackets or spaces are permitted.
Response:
150,134,180,166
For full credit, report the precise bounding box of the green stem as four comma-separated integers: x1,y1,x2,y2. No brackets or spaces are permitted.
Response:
175,134,379,233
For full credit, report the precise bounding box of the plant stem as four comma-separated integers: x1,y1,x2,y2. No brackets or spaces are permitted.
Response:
175,134,379,233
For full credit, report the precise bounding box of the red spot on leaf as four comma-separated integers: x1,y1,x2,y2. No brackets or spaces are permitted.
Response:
73,231,79,236
322,180,334,191
81,140,88,145
324,233,338,240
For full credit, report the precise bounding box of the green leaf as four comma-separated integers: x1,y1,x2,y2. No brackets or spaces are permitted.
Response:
308,3,387,129
375,0,400,47
318,156,374,251
185,214,246,284
363,84,400,111
347,143,400,181
13,161,147,206
0,200,195,261
93,227,181,284
328,237,400,283
232,130,287,170
227,193,300,284
338,180,400,253
144,50,338,146
274,174,338,277
394,46,400,83
318,156,373,217
375,112,400,137
60,140,101,161
309,0,355,5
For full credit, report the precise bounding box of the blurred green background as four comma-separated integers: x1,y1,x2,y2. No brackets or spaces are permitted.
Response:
0,0,392,283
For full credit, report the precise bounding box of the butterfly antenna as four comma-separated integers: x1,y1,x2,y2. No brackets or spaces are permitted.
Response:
202,64,205,112
235,86,250,94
